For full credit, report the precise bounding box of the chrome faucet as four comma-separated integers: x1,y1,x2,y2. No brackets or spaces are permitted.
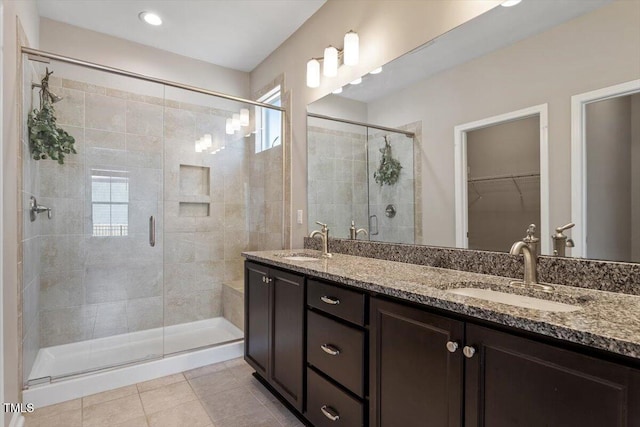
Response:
349,221,368,240
509,224,553,292
551,222,575,257
310,221,332,258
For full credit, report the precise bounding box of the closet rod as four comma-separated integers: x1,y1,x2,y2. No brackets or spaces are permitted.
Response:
467,172,540,184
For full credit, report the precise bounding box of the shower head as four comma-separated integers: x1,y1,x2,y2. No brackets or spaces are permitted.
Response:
47,91,63,104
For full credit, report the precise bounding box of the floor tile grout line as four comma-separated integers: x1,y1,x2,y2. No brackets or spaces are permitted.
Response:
184,373,217,426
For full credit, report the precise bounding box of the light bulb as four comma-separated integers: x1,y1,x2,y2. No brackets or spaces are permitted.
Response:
323,46,338,77
332,87,343,94
306,59,320,88
225,118,233,135
370,67,383,75
240,108,250,127
344,31,359,66
139,11,162,26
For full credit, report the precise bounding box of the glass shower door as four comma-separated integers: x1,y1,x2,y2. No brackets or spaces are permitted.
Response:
23,57,166,384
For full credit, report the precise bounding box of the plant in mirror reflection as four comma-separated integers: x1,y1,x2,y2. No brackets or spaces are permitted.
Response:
373,135,402,186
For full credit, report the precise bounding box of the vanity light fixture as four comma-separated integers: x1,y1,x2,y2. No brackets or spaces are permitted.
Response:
370,67,383,75
332,87,343,94
138,11,162,26
306,30,359,88
225,119,234,135
231,113,241,131
501,0,522,6
350,77,362,85
240,108,250,127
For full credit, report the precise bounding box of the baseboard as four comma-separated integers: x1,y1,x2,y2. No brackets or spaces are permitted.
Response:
8,414,24,427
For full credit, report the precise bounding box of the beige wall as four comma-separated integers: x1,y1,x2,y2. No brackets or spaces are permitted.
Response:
632,94,640,262
39,18,251,99
365,0,640,248
586,96,631,261
250,0,501,246
3,0,39,420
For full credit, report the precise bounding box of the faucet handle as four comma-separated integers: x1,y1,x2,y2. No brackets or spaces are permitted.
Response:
315,221,328,232
555,222,575,233
524,224,539,243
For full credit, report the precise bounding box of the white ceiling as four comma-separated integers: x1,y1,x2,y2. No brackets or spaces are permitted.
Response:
36,0,326,72
336,0,613,103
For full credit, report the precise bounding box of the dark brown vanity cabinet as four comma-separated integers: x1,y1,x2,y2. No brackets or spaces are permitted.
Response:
244,261,305,411
306,279,367,426
369,297,465,427
370,297,640,427
464,324,640,427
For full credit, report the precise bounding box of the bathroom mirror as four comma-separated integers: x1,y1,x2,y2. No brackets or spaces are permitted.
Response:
307,0,640,262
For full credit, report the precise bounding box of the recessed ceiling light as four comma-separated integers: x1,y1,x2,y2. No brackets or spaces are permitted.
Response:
350,77,362,85
501,0,522,7
370,67,383,75
139,11,162,26
332,87,343,94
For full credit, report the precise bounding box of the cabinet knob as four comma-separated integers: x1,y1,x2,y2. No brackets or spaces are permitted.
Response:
320,343,341,356
320,296,340,305
463,346,477,359
320,405,340,422
446,341,459,353
262,276,266,283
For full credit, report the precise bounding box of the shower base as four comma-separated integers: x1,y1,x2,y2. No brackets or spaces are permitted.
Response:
24,317,243,407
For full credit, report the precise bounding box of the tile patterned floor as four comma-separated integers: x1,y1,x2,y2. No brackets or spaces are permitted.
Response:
24,358,306,427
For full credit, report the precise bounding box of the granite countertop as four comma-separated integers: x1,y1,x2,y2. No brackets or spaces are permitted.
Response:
243,249,640,361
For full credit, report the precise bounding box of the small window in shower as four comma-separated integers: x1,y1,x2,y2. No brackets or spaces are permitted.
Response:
91,169,129,237
255,85,281,153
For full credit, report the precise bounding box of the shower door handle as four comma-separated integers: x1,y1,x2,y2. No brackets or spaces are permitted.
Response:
149,216,156,247
369,215,379,236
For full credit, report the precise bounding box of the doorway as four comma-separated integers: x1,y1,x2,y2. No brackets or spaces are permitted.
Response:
454,104,549,253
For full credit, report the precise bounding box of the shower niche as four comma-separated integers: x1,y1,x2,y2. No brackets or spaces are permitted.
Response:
178,164,211,217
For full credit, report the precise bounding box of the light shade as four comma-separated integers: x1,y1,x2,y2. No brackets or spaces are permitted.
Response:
332,87,343,94
343,31,359,66
370,67,383,75
203,134,212,148
350,77,362,85
195,138,203,153
240,108,250,126
306,59,320,88
232,114,241,131
501,0,522,6
225,118,234,135
323,46,338,77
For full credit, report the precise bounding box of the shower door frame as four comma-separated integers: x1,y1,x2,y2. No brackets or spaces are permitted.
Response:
19,46,288,387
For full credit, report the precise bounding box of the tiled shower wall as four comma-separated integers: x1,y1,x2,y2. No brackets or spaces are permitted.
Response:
367,130,416,244
22,73,281,374
307,125,368,238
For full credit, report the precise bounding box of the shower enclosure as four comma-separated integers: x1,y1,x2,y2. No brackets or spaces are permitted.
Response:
307,114,417,243
20,50,285,387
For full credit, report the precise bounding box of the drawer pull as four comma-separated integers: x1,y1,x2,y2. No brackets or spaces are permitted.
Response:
321,343,341,356
321,405,340,421
321,296,340,305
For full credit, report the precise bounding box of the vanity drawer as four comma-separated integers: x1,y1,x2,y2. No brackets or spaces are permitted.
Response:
307,279,365,326
307,310,365,397
306,367,364,427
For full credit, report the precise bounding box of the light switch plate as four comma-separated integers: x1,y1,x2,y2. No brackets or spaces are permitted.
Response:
297,209,303,224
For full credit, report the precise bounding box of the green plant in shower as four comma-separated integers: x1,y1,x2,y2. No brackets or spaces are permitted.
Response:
28,68,76,164
373,135,402,186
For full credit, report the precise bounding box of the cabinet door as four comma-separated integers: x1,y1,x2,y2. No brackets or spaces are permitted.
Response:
270,268,305,411
370,298,464,427
244,261,270,378
465,324,639,427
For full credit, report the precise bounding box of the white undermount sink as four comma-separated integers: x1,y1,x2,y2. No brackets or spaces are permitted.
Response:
282,256,320,262
447,287,581,313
